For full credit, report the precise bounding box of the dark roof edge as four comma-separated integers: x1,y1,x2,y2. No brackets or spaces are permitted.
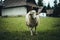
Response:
3,5,27,9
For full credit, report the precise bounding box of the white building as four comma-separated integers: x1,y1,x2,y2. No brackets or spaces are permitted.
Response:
39,13,46,17
1,0,39,16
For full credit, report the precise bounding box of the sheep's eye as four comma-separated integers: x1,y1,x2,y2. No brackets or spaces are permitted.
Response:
29,14,32,15
36,13,38,15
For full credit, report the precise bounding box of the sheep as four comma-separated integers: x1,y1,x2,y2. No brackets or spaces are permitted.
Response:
26,10,39,36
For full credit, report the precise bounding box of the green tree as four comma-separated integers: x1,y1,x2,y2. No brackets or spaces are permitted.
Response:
51,6,54,9
59,0,60,2
58,3,60,6
38,0,43,6
53,3,60,17
41,6,47,13
54,0,57,8
46,3,51,9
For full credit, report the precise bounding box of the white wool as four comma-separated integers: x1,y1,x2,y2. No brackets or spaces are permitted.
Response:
26,10,39,25
26,10,40,36
26,13,30,24
30,10,36,18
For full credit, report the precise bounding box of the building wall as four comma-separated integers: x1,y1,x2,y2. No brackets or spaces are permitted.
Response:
2,7,27,16
46,9,53,15
39,13,46,17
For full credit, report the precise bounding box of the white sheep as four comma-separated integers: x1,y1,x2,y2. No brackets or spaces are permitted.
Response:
26,10,39,36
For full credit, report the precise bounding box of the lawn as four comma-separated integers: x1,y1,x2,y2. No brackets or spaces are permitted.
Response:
0,17,60,40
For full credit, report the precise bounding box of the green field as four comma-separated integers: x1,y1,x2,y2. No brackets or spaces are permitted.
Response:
0,17,60,40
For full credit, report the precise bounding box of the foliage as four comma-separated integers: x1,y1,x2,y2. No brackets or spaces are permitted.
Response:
38,0,43,6
59,0,60,2
41,6,47,13
54,0,57,8
58,3,60,6
46,3,51,9
53,3,60,17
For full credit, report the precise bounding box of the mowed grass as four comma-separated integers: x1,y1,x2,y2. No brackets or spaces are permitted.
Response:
0,17,60,40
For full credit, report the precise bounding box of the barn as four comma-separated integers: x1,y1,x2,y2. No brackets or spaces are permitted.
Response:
39,6,47,17
1,0,39,16
46,9,54,16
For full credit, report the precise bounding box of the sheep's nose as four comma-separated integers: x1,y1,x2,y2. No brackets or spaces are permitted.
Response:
29,14,32,15
36,13,38,15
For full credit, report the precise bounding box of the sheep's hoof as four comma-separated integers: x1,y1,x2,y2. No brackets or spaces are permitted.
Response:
35,32,38,35
33,32,37,35
31,34,33,36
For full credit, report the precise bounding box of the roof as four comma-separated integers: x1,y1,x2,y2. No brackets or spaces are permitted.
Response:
38,7,43,13
41,7,47,13
27,2,39,8
3,0,38,8
4,0,26,8
26,0,36,5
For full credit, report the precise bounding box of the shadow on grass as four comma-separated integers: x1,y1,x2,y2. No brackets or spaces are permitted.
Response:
0,30,60,40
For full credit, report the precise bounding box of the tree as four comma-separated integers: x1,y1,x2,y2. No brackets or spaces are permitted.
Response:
51,6,54,9
38,0,43,6
53,3,60,17
46,3,51,9
41,6,47,13
59,0,60,2
58,3,60,6
54,0,57,8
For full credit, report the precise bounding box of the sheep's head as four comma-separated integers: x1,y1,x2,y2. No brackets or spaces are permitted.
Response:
29,10,36,19
29,10,36,15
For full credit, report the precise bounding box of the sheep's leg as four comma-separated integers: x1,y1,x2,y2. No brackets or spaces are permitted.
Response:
35,27,37,34
30,28,33,36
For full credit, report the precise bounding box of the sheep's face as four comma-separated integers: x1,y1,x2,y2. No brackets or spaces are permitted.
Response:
29,13,34,18
30,10,36,14
29,12,34,15
29,11,36,19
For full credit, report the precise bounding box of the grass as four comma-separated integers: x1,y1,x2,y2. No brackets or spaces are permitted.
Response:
0,17,60,40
